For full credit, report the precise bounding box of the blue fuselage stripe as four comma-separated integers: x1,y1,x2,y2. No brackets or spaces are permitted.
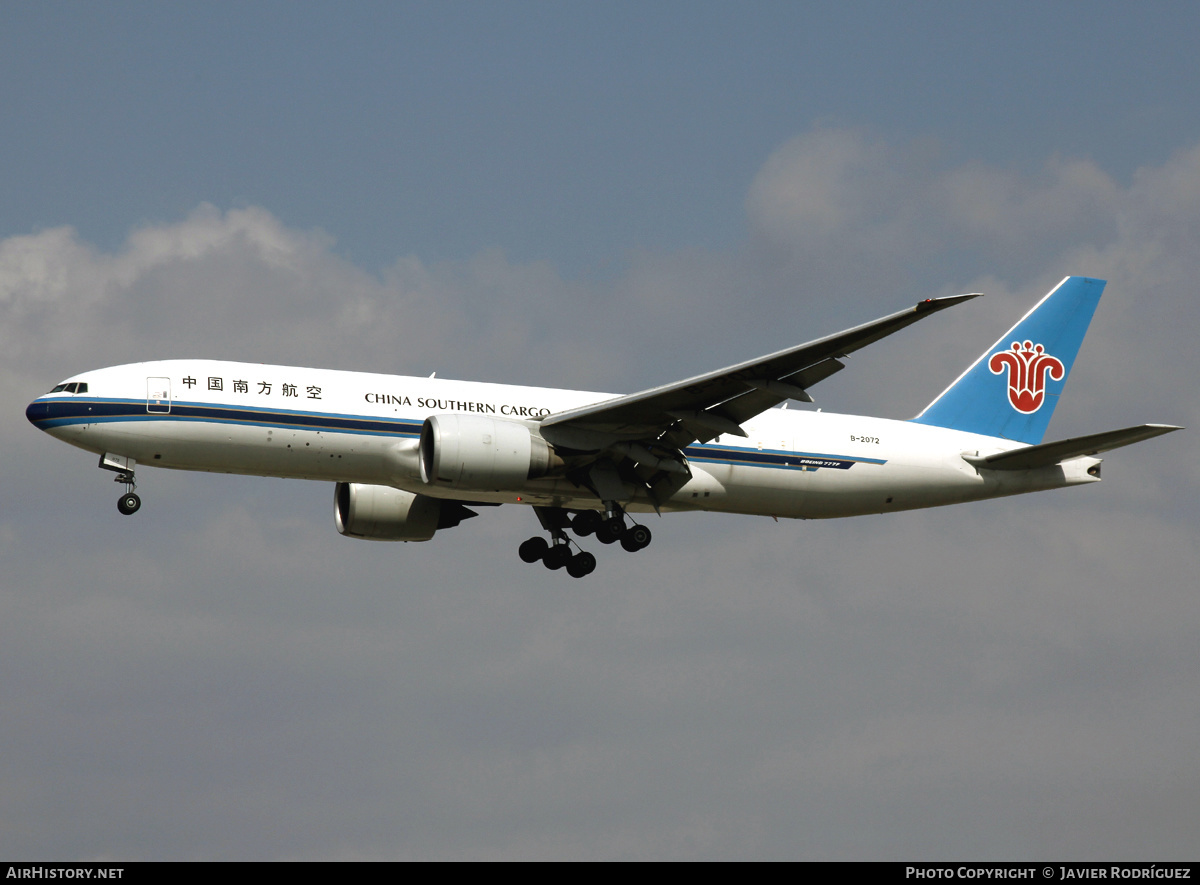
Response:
27,397,886,470
27,397,423,436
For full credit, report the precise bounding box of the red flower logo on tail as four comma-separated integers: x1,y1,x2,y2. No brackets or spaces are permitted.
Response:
988,341,1065,414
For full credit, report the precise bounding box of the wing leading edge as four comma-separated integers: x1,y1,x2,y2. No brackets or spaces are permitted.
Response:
540,292,982,451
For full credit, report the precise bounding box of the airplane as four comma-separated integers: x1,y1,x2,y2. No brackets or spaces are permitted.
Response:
25,275,1180,578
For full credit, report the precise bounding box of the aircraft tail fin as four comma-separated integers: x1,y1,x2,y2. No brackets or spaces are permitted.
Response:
911,276,1105,444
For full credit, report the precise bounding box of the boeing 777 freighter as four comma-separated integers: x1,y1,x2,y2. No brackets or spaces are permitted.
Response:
26,276,1180,577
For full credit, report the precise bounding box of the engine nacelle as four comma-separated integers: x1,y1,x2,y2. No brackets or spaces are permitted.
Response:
419,414,561,491
334,482,473,542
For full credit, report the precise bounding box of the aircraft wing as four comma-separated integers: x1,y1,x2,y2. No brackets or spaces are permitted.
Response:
540,293,981,450
967,424,1183,471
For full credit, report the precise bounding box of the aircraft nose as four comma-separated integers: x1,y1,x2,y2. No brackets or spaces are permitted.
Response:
26,397,49,428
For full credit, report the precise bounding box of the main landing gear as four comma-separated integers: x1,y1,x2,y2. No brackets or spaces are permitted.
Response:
99,454,141,515
568,507,652,552
518,505,652,578
518,536,597,578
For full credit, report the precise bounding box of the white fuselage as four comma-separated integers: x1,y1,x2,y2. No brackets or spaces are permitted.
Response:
28,359,1099,519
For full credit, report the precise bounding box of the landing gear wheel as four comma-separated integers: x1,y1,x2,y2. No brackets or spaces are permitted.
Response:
595,522,619,545
519,536,549,563
117,492,141,515
543,544,572,570
571,510,602,537
566,551,597,578
620,524,652,552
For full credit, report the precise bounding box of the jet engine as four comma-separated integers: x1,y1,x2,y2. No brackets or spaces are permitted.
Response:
334,482,476,542
419,414,562,491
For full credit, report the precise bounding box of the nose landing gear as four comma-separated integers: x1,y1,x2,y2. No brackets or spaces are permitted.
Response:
99,453,141,515
117,491,141,515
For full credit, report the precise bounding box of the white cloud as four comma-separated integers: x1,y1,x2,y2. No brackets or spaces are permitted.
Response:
0,204,627,394
743,129,1125,306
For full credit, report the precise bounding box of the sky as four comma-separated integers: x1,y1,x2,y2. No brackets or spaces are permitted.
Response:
1,1,1198,860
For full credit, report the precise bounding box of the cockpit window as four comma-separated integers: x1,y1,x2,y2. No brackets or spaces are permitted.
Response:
50,384,68,393
48,382,87,394
75,383,88,393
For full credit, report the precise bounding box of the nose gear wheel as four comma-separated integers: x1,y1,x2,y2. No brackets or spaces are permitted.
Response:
99,455,142,516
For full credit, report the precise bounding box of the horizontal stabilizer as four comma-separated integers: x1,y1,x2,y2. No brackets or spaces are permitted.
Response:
966,424,1182,471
